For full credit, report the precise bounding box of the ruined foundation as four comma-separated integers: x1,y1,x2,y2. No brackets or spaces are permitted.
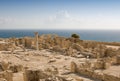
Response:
0,33,120,81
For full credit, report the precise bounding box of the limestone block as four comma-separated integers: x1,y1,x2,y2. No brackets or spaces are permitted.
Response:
66,47,73,56
75,78,84,81
0,65,4,72
116,56,120,64
0,60,9,71
9,64,23,73
24,68,40,81
0,44,8,51
4,70,13,81
0,70,13,81
44,67,59,76
94,61,104,69
71,61,77,73
72,43,84,52
104,62,111,69
48,59,56,63
24,68,48,81
111,56,117,65
103,74,120,81
52,46,65,53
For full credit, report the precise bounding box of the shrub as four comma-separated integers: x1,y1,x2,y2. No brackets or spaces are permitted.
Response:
71,33,80,38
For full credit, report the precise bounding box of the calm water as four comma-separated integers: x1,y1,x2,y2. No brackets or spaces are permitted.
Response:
0,29,120,42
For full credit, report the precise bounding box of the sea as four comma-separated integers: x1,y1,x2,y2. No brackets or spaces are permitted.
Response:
0,29,120,42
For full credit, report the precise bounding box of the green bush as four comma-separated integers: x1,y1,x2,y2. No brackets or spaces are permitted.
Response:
71,33,80,38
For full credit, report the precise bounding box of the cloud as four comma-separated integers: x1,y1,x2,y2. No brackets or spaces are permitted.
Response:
0,16,44,29
48,10,71,23
43,10,82,29
0,17,17,29
0,17,13,25
42,11,120,29
0,10,120,30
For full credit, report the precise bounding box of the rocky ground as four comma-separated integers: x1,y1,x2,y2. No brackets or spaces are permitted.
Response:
0,45,120,81
0,48,100,81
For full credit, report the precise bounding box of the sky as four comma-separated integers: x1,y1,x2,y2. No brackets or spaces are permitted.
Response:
0,0,120,30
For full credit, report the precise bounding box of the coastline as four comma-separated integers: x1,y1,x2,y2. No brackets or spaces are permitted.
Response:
0,29,120,42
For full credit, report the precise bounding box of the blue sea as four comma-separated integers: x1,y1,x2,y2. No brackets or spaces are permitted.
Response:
0,29,120,42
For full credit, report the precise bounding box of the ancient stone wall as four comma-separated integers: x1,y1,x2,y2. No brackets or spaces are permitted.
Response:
24,37,34,49
116,56,120,64
103,74,120,81
24,67,60,81
9,64,23,73
71,61,120,81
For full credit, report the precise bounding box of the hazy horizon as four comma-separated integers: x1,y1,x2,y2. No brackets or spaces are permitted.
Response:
0,0,120,30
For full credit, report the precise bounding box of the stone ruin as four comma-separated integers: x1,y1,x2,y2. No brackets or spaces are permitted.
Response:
0,32,120,81
0,59,25,81
0,32,112,59
23,66,69,81
1,32,119,59
70,61,120,81
0,60,13,81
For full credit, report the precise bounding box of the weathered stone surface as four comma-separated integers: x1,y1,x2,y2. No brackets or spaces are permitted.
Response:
9,64,23,73
48,59,56,63
34,32,39,50
0,70,13,81
71,60,120,81
103,74,120,81
0,60,9,71
94,61,104,69
116,55,120,64
0,43,15,51
71,61,77,73
66,47,73,56
24,68,41,81
24,66,60,81
0,78,7,81
4,70,13,81
52,46,65,53
72,43,84,52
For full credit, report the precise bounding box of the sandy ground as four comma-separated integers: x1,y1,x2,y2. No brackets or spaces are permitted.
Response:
106,45,120,49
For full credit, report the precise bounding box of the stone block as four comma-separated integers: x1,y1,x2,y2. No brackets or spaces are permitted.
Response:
70,61,77,73
9,64,23,73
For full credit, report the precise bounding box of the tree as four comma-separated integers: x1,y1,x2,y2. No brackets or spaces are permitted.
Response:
71,33,80,39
